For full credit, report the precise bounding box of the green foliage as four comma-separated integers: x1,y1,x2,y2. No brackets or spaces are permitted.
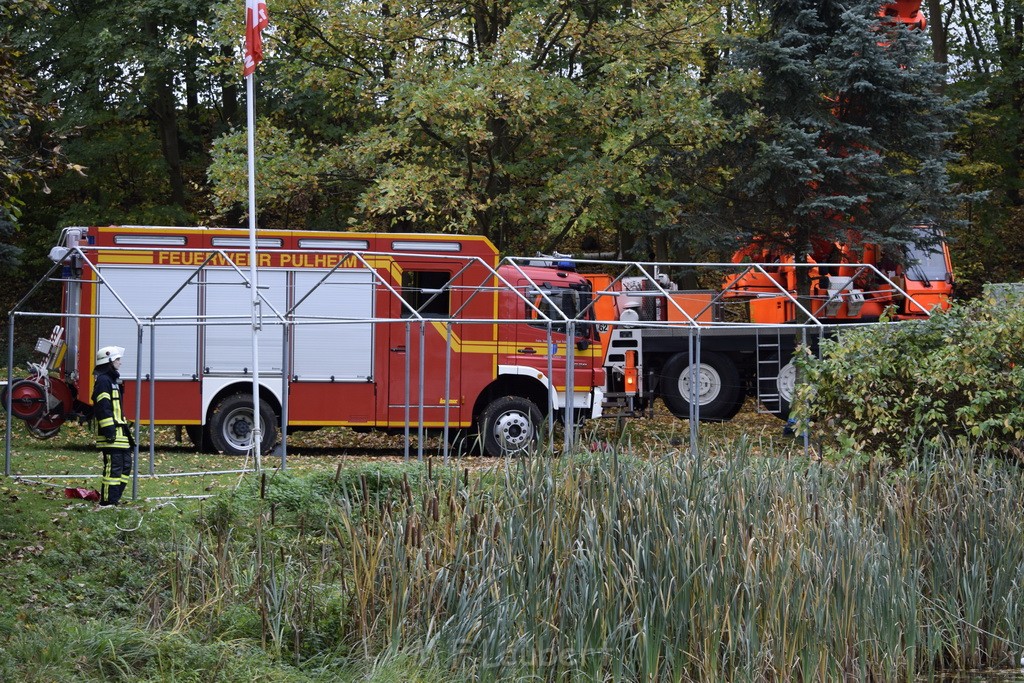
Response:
5,0,234,274
794,292,1024,461
0,615,326,682
207,124,349,228
941,0,1024,294
0,0,76,273
206,0,750,253
1,0,1018,291
4,437,1024,679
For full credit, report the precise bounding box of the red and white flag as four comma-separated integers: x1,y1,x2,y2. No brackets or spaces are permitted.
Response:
243,0,269,77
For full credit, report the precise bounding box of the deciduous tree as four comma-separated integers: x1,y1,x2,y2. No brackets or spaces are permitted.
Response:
209,0,751,253
0,0,72,274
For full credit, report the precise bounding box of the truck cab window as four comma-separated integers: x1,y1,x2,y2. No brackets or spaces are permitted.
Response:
401,271,452,318
904,243,948,283
526,283,594,338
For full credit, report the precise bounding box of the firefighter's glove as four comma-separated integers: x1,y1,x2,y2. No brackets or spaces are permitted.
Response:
101,426,116,443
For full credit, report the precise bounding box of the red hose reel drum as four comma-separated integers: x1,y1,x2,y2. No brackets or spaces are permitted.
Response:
2,376,73,432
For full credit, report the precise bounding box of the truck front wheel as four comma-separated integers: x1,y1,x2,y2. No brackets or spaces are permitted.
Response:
479,396,542,457
661,351,743,422
209,394,278,455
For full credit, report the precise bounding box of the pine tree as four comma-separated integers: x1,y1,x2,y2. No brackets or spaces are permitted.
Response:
676,0,977,288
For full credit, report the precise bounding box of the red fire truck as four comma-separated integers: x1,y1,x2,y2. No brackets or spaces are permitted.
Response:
4,225,605,456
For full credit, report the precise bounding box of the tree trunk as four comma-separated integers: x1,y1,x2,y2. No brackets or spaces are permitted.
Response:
145,20,185,206
927,0,948,66
184,18,200,137
220,45,239,127
1012,8,1024,206
155,79,185,206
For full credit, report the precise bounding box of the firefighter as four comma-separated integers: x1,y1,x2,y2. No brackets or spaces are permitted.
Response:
92,345,132,506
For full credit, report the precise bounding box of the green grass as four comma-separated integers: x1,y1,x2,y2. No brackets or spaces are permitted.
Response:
3,406,1024,681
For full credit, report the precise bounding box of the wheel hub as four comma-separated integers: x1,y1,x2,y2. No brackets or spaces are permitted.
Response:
494,411,531,449
227,411,254,445
679,363,722,405
5,380,46,420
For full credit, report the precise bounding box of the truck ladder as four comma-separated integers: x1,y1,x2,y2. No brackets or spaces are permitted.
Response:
755,328,784,414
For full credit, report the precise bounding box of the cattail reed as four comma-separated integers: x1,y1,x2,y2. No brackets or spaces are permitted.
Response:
145,445,1024,680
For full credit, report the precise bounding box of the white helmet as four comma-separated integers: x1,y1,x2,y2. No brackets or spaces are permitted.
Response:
95,346,125,366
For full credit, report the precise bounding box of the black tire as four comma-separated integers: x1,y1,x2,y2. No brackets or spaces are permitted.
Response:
447,428,482,457
661,351,743,422
478,396,543,457
759,357,796,420
208,394,278,455
185,424,215,453
26,424,61,439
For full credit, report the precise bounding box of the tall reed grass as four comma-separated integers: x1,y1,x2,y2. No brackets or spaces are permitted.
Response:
145,447,1024,681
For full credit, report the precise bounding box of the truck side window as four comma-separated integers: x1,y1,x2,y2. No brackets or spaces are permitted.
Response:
401,271,451,318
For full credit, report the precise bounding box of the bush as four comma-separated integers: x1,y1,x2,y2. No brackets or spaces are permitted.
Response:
794,290,1024,461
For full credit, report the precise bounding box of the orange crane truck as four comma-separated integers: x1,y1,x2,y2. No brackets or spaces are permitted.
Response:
578,228,953,423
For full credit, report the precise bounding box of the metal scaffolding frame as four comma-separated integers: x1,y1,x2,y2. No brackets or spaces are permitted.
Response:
4,241,592,488
505,254,937,454
4,237,940,493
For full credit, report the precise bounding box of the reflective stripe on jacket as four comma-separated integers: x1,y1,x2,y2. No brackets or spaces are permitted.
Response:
93,369,130,449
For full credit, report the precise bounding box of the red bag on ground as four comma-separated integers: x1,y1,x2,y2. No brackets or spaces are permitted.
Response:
65,487,100,502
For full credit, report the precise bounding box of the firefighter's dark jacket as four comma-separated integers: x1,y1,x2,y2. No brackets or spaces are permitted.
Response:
92,365,130,449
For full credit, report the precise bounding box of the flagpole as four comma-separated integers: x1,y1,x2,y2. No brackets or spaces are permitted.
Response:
246,71,262,472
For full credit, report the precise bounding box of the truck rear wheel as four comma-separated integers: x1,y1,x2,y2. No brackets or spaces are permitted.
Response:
209,394,278,455
478,396,542,457
661,351,743,422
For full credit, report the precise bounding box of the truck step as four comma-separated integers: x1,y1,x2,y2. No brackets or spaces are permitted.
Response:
602,393,646,418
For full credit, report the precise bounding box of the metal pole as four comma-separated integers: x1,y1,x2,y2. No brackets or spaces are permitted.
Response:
280,322,290,470
245,70,262,473
564,320,576,455
417,320,425,461
5,313,15,475
802,325,811,458
546,322,555,453
132,325,143,500
443,322,453,464
691,328,701,455
148,322,156,476
403,321,411,461
687,330,697,455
